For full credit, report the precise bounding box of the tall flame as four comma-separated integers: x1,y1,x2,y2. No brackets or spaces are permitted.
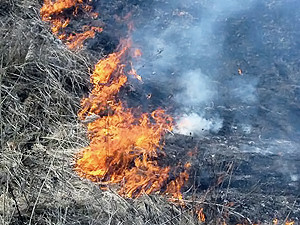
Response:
40,1,188,199
75,40,188,198
39,2,299,224
40,0,102,49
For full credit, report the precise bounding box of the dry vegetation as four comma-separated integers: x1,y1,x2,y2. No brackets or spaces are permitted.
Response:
1,1,298,225
0,1,200,224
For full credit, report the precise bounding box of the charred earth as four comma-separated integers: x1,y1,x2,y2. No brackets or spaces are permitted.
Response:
0,0,299,225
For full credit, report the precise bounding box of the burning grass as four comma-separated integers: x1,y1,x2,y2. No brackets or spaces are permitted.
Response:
0,1,196,224
40,0,102,49
0,0,299,224
74,40,190,199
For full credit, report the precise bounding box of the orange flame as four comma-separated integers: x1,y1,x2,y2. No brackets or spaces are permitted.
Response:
40,0,102,49
40,2,299,224
196,208,205,222
273,218,295,225
66,26,103,49
41,1,189,198
75,40,188,199
133,49,142,58
128,61,142,82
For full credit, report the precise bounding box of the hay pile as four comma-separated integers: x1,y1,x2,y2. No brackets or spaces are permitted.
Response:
0,1,198,224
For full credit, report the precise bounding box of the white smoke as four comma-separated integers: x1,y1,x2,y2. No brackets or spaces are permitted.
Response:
132,0,261,136
174,69,214,106
175,113,223,136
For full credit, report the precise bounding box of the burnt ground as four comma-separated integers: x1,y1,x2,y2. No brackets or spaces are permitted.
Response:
116,0,300,222
163,134,300,223
117,0,300,222
0,0,300,224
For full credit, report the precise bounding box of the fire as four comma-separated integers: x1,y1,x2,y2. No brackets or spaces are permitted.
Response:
39,1,299,224
196,207,206,222
75,40,188,199
133,49,142,58
273,218,295,225
40,1,189,199
66,26,103,49
40,0,102,49
128,62,142,82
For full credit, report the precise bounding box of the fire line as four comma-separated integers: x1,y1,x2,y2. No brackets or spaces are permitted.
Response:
40,0,102,49
40,0,189,200
75,40,189,199
39,1,297,224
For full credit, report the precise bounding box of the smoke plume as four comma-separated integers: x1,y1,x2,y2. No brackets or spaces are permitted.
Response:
129,0,300,143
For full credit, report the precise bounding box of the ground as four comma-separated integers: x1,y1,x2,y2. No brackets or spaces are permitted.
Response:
0,0,299,225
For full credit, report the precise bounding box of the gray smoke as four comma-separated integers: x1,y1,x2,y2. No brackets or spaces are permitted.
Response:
131,0,300,140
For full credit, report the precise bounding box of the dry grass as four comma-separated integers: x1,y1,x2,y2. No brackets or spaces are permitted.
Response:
2,1,296,224
0,1,201,224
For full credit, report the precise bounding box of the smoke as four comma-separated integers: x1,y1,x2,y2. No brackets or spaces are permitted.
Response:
174,69,214,106
175,113,223,136
128,0,300,142
131,0,258,136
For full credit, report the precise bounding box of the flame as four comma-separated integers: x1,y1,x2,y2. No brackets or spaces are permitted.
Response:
66,26,103,49
165,163,190,201
128,49,143,81
39,1,299,224
273,218,295,225
133,49,142,58
75,40,188,199
128,62,142,82
196,207,206,222
40,4,189,199
40,0,102,49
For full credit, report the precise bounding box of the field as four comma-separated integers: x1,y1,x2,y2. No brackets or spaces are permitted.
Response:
0,0,299,224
